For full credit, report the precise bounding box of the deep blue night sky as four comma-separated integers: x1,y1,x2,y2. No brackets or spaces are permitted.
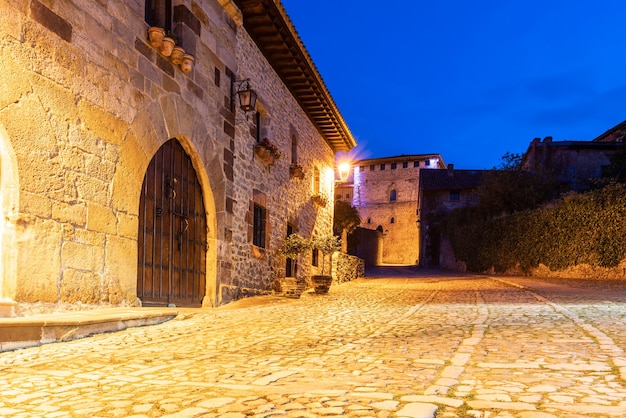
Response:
280,0,626,168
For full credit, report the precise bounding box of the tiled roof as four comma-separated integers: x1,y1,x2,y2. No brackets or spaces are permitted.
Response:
420,169,485,191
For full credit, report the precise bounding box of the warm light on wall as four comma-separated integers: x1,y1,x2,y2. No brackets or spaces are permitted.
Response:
324,167,335,193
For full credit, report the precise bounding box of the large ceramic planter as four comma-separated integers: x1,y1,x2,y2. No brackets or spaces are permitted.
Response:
181,54,194,72
311,275,332,294
160,37,175,56
148,27,165,48
170,46,185,65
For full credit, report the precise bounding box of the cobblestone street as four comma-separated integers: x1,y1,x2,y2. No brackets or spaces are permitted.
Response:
2,270,626,417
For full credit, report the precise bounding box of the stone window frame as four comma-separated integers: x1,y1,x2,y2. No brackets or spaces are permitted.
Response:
391,163,397,170
403,162,409,168
389,189,397,202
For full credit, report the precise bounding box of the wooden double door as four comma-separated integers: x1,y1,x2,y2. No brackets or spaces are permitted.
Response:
137,139,207,307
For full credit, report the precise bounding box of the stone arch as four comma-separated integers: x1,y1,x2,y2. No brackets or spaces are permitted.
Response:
0,124,19,315
114,95,218,307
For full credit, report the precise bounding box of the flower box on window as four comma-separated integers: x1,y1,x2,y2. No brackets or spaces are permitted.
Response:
254,138,281,166
289,164,305,179
311,194,328,207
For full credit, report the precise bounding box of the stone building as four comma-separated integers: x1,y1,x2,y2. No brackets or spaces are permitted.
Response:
521,134,621,191
0,0,355,316
348,154,445,265
418,166,485,269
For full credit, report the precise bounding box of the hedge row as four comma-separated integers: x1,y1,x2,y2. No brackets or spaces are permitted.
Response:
446,183,626,273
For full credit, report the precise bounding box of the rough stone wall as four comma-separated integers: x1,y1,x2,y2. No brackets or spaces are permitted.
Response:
219,26,335,302
0,0,335,313
332,252,364,284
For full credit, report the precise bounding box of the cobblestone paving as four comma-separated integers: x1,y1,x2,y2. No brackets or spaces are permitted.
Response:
1,273,626,417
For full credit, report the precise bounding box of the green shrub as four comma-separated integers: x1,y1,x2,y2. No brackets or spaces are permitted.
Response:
444,183,626,272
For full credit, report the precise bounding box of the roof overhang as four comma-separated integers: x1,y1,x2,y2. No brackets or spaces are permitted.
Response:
234,0,356,152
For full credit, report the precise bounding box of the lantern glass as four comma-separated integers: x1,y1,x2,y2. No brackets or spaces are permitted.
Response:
338,162,350,182
237,87,257,112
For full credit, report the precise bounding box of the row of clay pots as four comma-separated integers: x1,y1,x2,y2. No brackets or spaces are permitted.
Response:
147,27,194,73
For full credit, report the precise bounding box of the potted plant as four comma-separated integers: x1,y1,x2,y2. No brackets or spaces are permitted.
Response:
278,233,311,298
254,138,281,166
160,32,176,56
311,234,341,294
147,27,165,48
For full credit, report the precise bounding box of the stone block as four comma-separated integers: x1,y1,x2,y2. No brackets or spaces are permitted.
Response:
61,241,101,271
60,269,101,304
30,0,72,42
15,217,62,303
104,235,137,305
117,211,138,238
77,100,128,147
87,202,117,235
85,153,116,182
20,192,52,218
74,228,105,247
51,200,87,227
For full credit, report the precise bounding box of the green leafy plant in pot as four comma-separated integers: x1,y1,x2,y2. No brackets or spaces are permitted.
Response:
311,233,341,294
278,233,311,297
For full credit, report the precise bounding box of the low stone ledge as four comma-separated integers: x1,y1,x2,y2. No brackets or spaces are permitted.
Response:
0,308,177,352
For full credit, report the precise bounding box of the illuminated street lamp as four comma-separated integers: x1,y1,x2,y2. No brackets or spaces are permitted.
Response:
338,162,350,183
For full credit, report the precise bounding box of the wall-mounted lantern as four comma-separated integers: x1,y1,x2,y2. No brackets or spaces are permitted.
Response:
232,78,257,113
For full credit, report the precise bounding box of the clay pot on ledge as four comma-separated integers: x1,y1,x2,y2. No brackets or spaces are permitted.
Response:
148,27,165,48
170,46,185,65
160,36,175,56
181,54,194,72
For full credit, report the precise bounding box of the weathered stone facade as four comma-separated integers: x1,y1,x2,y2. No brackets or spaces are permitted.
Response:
350,155,445,265
0,0,354,315
521,136,620,191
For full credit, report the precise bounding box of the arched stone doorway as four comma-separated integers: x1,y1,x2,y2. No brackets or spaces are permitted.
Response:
137,138,207,307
